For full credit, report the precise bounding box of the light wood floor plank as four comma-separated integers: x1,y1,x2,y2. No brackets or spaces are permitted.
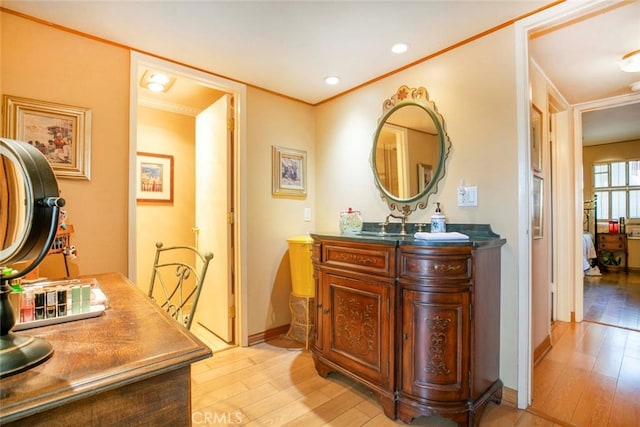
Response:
248,389,333,426
570,372,616,427
592,330,626,378
537,365,589,422
326,407,374,427
576,323,607,357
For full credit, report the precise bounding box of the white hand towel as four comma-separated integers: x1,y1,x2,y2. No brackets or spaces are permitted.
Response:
414,232,469,240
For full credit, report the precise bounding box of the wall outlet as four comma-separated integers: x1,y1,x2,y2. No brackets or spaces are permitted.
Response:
304,207,311,221
458,186,478,207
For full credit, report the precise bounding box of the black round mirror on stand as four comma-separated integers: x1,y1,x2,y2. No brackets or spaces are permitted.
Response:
1,138,65,377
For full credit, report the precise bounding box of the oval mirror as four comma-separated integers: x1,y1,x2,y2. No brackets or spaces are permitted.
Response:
371,86,451,217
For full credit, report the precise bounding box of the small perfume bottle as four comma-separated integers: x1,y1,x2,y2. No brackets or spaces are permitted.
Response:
20,290,34,323
57,286,68,317
34,288,45,320
81,284,91,312
46,289,57,318
71,285,81,314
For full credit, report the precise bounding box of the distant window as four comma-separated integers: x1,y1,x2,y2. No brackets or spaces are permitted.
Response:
593,160,640,220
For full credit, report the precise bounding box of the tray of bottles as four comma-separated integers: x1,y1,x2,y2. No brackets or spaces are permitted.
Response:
10,278,108,331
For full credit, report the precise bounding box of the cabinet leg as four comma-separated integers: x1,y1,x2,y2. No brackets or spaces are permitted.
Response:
371,391,396,420
311,354,333,378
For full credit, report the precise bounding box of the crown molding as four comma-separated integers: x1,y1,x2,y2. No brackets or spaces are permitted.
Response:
138,96,201,117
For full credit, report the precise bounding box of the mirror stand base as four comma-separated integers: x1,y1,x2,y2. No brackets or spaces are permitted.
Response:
0,332,54,378
0,284,54,378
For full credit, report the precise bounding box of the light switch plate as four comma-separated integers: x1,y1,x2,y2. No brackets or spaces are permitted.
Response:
304,207,311,221
458,186,478,207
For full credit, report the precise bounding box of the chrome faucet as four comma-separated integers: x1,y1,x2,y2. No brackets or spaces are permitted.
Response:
385,213,408,235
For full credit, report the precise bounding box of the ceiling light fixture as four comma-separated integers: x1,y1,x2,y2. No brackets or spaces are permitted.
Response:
619,50,640,72
324,76,340,85
391,43,408,54
147,73,170,92
140,71,175,93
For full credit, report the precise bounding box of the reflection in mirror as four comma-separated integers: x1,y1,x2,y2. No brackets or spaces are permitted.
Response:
1,153,29,260
374,105,440,199
372,86,451,217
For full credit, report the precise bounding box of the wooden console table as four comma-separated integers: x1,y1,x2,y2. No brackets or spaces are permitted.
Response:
0,272,212,426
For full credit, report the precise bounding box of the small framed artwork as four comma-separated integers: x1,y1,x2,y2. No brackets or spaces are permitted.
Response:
272,146,307,198
532,175,543,239
417,163,432,192
136,152,174,203
530,104,543,173
2,95,92,180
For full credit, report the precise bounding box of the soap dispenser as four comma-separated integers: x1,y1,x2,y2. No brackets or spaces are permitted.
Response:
431,203,446,233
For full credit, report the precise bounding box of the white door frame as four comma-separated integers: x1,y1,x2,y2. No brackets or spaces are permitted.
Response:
514,0,615,409
128,52,248,346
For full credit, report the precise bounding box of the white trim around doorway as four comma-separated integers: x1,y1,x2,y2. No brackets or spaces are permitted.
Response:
128,51,248,346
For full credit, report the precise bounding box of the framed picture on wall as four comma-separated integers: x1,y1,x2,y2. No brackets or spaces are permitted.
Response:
533,175,543,239
530,104,543,173
136,152,174,203
2,95,92,180
272,146,307,198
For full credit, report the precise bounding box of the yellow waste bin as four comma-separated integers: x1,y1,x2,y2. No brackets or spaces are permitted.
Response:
286,235,314,349
287,235,314,297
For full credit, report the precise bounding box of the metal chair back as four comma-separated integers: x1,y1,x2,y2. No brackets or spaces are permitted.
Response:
148,242,213,329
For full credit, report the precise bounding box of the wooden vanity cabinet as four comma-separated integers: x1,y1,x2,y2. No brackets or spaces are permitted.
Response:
396,245,503,425
311,239,397,418
311,235,504,426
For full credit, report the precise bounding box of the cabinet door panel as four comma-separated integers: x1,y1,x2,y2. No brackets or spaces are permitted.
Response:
325,274,392,386
401,289,469,401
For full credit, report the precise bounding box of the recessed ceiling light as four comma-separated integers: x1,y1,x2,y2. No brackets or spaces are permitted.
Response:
140,70,175,93
324,76,340,85
391,43,408,54
619,50,640,72
630,81,640,92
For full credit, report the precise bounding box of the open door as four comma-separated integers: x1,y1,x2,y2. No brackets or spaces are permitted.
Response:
194,94,234,343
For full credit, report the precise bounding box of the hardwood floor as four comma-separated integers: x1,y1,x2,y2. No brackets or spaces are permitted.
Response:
584,271,640,331
190,320,640,426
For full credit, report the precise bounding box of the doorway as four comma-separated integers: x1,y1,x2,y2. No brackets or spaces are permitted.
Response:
128,52,248,349
577,98,640,332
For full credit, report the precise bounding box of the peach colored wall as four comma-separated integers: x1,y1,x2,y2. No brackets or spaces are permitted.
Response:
315,28,521,388
135,106,196,292
1,12,129,278
245,87,315,335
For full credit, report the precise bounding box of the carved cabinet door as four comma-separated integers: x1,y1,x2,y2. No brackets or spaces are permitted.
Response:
400,288,470,402
322,273,393,388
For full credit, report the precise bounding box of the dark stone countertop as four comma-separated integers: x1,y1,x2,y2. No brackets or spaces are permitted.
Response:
311,223,506,248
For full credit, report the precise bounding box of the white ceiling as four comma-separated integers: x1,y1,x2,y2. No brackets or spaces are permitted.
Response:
3,0,640,145
528,0,640,146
